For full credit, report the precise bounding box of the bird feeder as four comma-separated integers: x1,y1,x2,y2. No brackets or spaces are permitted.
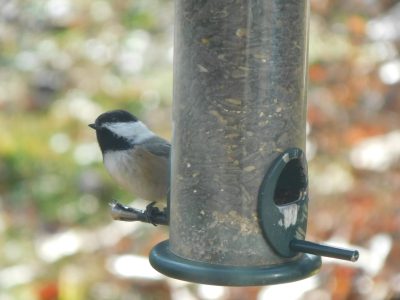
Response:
149,0,358,286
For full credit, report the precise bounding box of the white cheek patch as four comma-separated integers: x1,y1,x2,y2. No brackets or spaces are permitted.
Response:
104,121,154,143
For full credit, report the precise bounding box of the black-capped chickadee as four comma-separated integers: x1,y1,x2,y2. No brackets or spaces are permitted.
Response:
89,110,170,225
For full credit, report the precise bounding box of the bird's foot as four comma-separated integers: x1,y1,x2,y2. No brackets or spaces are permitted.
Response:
109,200,168,226
144,202,159,226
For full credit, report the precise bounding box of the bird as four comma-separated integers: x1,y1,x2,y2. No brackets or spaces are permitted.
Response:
89,109,170,224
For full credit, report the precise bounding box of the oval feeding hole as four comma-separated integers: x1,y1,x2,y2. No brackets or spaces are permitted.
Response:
274,158,307,206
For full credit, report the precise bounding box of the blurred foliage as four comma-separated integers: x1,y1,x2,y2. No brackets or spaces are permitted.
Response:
1,0,400,299
0,0,173,299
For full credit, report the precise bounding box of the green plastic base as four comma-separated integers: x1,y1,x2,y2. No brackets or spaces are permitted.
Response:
149,240,322,286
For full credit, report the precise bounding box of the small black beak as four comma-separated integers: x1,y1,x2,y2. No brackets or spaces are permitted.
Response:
88,123,97,130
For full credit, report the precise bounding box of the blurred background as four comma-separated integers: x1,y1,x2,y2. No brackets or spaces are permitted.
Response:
0,0,399,299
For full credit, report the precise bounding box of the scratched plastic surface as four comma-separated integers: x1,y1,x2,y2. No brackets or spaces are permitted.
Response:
170,0,310,266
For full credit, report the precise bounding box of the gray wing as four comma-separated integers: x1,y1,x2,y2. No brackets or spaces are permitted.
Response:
137,136,171,159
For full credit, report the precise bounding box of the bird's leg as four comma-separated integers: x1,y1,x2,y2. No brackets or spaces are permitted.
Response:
142,190,170,225
109,200,168,226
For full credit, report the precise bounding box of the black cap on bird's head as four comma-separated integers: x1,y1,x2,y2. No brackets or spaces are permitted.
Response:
89,110,143,153
89,110,138,130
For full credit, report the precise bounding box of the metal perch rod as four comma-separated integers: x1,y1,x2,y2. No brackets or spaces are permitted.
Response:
290,239,359,262
109,201,169,226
